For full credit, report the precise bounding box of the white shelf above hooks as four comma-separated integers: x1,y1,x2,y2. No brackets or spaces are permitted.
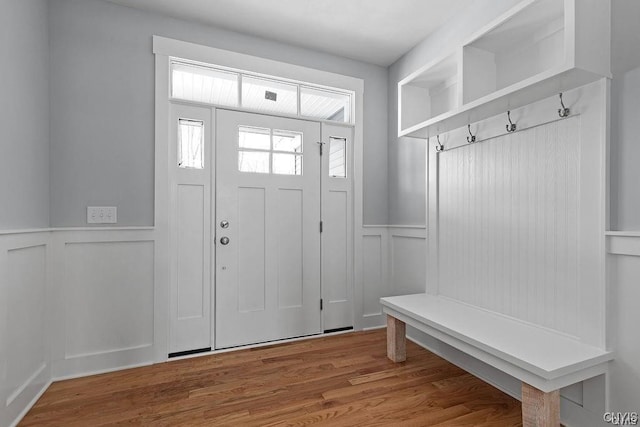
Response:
398,0,611,139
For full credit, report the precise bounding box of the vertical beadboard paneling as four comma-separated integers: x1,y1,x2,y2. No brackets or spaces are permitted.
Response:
438,117,581,336
565,120,580,337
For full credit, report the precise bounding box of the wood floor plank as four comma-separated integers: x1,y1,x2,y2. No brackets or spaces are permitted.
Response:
20,330,521,426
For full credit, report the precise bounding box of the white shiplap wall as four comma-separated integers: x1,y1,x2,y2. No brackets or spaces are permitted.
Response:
428,80,608,348
438,118,581,336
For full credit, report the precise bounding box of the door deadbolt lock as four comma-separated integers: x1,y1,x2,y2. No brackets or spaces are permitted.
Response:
220,220,230,229
220,236,230,245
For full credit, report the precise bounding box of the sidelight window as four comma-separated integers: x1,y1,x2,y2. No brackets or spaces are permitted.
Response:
178,119,204,169
328,137,347,178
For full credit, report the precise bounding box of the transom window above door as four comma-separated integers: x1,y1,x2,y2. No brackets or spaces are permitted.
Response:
171,60,353,124
238,126,303,175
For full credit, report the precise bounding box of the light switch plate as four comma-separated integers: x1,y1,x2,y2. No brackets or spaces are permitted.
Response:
87,206,117,224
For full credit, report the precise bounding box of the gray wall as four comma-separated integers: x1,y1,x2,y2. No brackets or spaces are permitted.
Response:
386,0,521,225
611,67,640,230
48,0,389,226
0,0,50,229
610,0,640,230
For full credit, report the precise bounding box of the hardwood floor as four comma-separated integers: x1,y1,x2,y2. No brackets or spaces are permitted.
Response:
21,330,521,426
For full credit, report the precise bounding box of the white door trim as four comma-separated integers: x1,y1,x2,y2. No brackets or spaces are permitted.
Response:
154,37,364,362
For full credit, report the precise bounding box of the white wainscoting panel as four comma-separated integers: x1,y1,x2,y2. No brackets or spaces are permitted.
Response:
0,232,51,427
63,241,154,358
6,245,47,404
608,235,640,414
390,228,427,296
359,226,426,329
362,232,385,320
51,230,155,379
1,228,157,426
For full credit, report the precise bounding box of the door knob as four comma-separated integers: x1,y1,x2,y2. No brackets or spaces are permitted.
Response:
220,236,230,245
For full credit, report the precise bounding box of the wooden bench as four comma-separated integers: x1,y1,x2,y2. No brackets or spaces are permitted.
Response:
380,294,613,427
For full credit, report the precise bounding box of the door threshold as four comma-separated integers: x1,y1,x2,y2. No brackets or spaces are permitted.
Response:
168,347,212,358
167,329,357,362
324,326,354,334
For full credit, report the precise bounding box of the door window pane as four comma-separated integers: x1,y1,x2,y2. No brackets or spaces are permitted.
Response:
172,62,239,107
301,86,352,123
273,153,302,175
237,126,304,175
242,76,297,115
239,126,271,150
178,119,204,169
329,137,347,178
238,151,270,173
273,130,302,153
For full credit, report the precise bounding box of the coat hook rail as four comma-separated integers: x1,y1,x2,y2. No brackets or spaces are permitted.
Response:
435,135,444,152
506,111,517,133
466,124,476,143
558,93,570,118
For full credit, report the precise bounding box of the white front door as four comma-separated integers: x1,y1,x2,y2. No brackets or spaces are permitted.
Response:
215,110,322,349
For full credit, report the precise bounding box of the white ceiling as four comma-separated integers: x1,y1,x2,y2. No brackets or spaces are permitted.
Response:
105,0,472,66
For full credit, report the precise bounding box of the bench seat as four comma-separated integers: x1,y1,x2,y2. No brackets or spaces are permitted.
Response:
380,293,613,426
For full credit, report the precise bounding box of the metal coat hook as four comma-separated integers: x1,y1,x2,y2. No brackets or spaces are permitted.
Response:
466,124,476,143
558,93,570,118
506,111,517,133
435,135,444,152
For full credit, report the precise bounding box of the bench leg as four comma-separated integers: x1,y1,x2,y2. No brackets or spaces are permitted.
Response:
522,383,560,427
386,315,406,362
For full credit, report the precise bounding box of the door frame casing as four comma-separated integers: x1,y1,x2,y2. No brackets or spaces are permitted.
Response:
154,36,364,362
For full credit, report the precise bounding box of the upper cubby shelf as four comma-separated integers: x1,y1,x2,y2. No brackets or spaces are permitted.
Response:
398,0,610,139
